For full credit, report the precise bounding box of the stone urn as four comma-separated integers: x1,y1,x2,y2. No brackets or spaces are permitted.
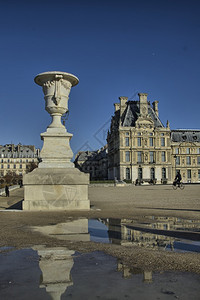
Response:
34,71,79,168
34,71,79,130
23,71,90,211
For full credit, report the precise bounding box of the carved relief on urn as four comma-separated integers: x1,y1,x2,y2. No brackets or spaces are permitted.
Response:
34,71,79,129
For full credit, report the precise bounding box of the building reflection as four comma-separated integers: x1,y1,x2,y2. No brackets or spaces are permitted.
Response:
103,217,200,250
31,216,200,251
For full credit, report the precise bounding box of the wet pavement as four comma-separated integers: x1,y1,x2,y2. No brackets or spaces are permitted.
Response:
0,247,200,300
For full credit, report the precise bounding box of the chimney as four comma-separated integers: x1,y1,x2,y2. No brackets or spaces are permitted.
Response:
138,93,148,116
119,96,128,116
152,101,159,116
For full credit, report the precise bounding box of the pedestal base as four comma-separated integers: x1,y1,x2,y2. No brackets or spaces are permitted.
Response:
23,168,90,211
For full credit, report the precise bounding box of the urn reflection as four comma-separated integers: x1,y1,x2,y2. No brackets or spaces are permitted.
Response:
34,71,79,129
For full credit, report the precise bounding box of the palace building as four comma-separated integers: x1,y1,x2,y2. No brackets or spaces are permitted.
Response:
0,144,40,177
107,93,200,184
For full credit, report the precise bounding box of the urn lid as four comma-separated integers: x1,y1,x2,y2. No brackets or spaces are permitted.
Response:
34,71,79,87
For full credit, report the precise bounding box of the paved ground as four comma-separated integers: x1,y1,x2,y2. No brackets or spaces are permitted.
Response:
0,188,23,209
0,184,200,274
89,184,200,219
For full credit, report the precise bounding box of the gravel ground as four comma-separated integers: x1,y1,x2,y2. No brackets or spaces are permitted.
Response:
0,184,200,274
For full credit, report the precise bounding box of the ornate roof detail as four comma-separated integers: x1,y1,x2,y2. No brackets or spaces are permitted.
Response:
111,100,164,129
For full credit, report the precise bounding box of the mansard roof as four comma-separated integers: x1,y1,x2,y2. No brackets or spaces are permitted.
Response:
171,130,200,143
0,144,39,159
121,101,164,128
75,147,108,163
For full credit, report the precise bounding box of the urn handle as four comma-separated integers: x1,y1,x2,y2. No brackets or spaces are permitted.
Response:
53,74,63,106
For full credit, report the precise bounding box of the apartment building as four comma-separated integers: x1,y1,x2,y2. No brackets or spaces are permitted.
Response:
0,143,40,177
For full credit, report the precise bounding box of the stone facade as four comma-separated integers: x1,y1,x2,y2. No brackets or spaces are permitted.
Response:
0,144,40,177
74,145,108,180
171,130,200,183
107,94,200,184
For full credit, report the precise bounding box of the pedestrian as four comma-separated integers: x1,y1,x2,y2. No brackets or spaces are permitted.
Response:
5,185,9,197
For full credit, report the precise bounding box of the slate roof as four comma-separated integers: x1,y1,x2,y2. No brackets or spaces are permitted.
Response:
121,101,164,128
75,147,108,163
0,144,38,158
171,130,200,143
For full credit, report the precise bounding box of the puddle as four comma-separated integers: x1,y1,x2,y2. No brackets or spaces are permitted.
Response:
88,219,110,243
2,217,200,299
30,216,200,253
0,246,200,300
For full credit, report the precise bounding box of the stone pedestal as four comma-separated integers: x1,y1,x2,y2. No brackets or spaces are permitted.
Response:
23,71,90,211
39,129,74,169
23,168,89,210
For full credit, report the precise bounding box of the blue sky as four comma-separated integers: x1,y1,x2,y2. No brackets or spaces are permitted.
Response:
0,0,200,154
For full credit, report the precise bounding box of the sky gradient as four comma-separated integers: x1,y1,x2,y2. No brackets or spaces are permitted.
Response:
0,0,200,154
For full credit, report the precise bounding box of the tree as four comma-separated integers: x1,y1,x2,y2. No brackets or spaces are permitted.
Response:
4,172,22,185
27,162,38,173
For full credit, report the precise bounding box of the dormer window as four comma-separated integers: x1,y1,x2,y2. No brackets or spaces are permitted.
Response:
182,135,187,141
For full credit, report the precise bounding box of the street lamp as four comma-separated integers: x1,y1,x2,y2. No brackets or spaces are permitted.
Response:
174,155,177,178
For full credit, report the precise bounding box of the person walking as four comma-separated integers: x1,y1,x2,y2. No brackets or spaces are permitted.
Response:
5,185,9,197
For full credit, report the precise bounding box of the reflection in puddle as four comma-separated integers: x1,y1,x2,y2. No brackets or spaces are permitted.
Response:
34,246,74,300
104,218,200,252
88,219,110,243
30,216,200,253
0,246,15,252
0,247,200,300
32,219,90,242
